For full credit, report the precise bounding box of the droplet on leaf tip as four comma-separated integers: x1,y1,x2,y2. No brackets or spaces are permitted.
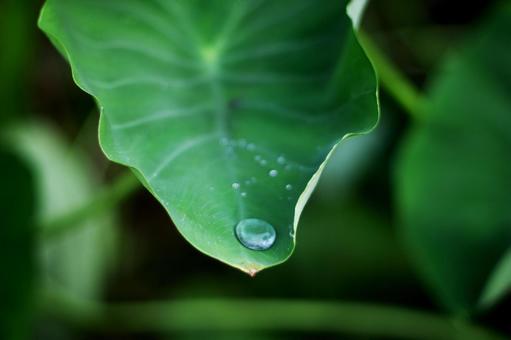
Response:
235,218,276,251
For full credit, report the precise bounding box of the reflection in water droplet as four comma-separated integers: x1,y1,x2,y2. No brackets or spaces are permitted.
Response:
235,218,276,250
232,182,240,190
277,156,286,164
285,184,293,190
269,169,278,177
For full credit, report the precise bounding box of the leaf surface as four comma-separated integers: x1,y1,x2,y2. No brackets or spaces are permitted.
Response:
39,0,378,272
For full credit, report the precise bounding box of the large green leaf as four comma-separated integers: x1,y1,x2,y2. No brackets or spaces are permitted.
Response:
395,4,511,313
39,0,378,273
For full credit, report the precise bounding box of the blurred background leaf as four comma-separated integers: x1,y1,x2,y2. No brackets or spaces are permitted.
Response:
0,149,36,340
6,121,119,299
395,4,511,314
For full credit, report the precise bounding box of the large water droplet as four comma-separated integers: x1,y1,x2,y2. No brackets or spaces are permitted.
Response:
269,169,278,177
232,182,240,190
235,218,276,250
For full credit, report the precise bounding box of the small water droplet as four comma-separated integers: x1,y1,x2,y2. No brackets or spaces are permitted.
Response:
260,159,268,166
241,192,247,197
285,184,293,190
247,143,256,151
269,169,278,177
251,176,257,183
277,156,286,164
220,138,229,146
285,164,292,171
232,182,240,190
238,139,247,147
255,155,261,161
235,218,276,250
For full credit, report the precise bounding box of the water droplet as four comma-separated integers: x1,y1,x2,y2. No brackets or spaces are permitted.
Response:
220,138,229,146
241,192,247,197
255,155,261,161
235,218,276,250
251,176,257,183
247,143,256,151
285,184,293,190
232,182,240,190
238,139,247,147
277,156,286,164
285,164,292,171
260,159,268,166
269,169,278,177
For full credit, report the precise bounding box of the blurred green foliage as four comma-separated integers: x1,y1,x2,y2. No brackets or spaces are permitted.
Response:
0,150,36,340
0,0,510,339
395,4,511,314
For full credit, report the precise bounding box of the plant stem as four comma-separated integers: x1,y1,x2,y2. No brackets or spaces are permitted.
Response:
41,290,503,340
358,32,426,120
40,171,140,238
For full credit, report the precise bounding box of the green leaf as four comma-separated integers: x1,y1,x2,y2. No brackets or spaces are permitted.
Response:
0,149,36,340
395,4,511,313
8,121,118,298
38,0,378,273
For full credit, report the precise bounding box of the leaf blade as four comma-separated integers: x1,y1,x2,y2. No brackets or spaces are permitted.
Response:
39,0,378,272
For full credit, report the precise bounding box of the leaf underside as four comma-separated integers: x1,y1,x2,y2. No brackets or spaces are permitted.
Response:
39,0,378,273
